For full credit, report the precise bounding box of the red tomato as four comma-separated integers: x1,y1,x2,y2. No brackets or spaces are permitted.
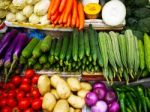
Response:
22,77,31,84
25,69,35,79
1,92,8,98
17,91,25,100
18,98,31,109
12,107,21,112
20,83,30,92
0,99,7,107
31,75,39,85
31,88,40,98
24,108,33,112
7,98,17,107
12,76,22,86
26,93,31,98
8,90,16,98
31,99,42,110
1,106,12,112
7,82,15,90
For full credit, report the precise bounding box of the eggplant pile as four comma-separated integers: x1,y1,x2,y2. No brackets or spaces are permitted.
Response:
113,85,150,112
0,29,28,82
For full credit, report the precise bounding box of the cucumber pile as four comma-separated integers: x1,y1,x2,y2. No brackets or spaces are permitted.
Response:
19,26,150,83
113,85,150,112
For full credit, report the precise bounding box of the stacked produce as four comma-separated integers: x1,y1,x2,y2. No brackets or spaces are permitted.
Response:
48,0,85,30
0,69,42,112
85,82,120,112
6,0,50,25
113,85,150,112
38,75,92,111
0,29,28,82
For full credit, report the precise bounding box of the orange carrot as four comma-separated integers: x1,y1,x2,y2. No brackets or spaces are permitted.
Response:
51,11,59,21
63,0,73,23
51,0,61,15
54,15,60,25
67,13,72,27
59,8,66,24
47,0,55,19
78,2,85,30
59,0,67,13
76,16,79,28
71,0,77,27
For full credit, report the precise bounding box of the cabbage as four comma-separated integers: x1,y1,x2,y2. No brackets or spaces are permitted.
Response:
0,10,8,18
40,15,50,25
34,0,50,16
23,5,33,17
26,0,40,5
16,11,27,22
29,14,40,24
12,0,26,9
6,13,16,22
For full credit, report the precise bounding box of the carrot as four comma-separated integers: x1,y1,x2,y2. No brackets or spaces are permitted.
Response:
54,15,60,25
51,11,59,21
63,0,73,23
67,13,72,27
71,0,78,27
47,0,55,19
51,0,61,15
76,16,79,28
78,2,85,30
59,0,67,13
59,8,66,24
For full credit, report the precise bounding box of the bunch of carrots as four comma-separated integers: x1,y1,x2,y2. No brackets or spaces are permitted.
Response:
48,0,85,30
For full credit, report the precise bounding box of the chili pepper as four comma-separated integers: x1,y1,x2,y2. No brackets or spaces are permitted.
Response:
126,92,137,112
137,86,147,112
119,93,126,112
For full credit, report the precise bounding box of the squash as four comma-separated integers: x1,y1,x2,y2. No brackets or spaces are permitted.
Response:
84,3,101,19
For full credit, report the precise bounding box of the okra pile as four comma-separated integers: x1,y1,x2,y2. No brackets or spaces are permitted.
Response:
19,25,150,83
113,85,150,112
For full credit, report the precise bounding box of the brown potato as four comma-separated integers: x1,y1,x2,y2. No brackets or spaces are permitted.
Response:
53,100,69,112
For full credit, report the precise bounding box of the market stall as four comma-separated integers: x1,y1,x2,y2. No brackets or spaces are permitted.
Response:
0,0,150,112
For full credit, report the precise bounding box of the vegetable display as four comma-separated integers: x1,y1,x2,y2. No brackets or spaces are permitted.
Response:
38,75,91,111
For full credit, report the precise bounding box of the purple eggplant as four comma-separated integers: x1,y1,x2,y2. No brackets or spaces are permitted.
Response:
0,29,18,58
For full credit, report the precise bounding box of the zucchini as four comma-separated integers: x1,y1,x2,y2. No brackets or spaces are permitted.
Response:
39,54,47,64
89,25,97,62
43,63,50,70
34,63,42,70
72,29,79,61
40,35,52,52
118,34,127,69
84,30,90,57
98,32,108,68
28,57,36,67
79,30,85,60
22,38,39,58
60,35,69,65
66,36,73,61
144,33,150,72
32,41,42,59
19,56,26,64
54,37,63,60
138,40,145,70
109,31,123,69
106,33,117,72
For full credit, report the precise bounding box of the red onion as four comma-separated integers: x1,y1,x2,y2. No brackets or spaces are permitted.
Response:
105,89,117,104
85,92,98,106
91,100,108,112
93,82,106,89
93,87,106,100
109,102,120,112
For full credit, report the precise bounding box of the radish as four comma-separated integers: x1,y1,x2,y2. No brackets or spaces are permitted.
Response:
102,0,126,26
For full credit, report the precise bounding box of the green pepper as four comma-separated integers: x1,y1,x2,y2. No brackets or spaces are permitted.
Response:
137,86,147,112
126,92,137,112
119,93,126,112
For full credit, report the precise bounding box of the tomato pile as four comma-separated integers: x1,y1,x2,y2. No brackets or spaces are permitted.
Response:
0,69,42,112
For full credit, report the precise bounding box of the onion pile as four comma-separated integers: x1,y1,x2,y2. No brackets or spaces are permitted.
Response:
85,82,120,112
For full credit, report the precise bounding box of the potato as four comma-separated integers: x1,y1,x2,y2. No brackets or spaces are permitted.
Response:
50,75,61,88
68,95,85,109
80,82,92,91
38,75,51,95
67,78,81,91
77,90,89,98
75,109,82,112
51,89,59,100
56,79,71,99
42,92,56,112
53,100,69,112
69,107,75,112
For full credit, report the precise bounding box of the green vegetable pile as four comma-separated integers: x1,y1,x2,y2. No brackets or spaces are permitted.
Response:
113,85,150,112
125,0,150,37
19,26,150,83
